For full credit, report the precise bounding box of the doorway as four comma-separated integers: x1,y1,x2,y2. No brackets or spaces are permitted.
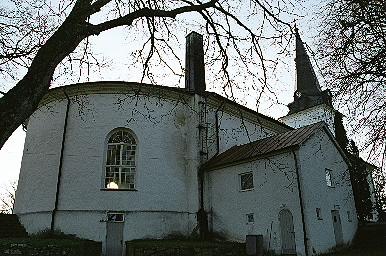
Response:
331,210,343,245
106,212,124,256
279,209,297,255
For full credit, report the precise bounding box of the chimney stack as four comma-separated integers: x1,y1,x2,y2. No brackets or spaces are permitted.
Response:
185,32,206,94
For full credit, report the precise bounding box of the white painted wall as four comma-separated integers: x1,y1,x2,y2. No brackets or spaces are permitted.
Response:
280,104,336,136
206,127,358,255
297,128,358,254
204,102,281,161
15,100,67,214
15,84,357,256
14,90,201,252
206,152,306,255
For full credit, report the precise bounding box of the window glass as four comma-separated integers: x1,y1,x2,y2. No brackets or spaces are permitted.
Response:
246,213,254,223
240,172,254,190
325,169,333,187
105,130,136,189
107,213,124,222
347,211,352,222
316,208,322,220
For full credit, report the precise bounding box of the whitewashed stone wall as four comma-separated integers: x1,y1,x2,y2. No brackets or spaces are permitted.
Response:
206,152,306,255
280,104,336,136
204,102,285,161
15,90,201,253
297,128,358,254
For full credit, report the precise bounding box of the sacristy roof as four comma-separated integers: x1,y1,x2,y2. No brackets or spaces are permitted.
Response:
203,122,350,171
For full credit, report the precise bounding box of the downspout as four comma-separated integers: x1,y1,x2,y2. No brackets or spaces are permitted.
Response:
197,165,208,239
292,149,309,256
197,104,222,239
214,108,220,156
50,89,70,231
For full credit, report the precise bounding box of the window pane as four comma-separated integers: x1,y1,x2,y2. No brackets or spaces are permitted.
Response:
109,131,123,143
122,131,136,144
105,130,137,189
246,213,254,223
240,173,253,190
107,145,120,165
325,169,332,187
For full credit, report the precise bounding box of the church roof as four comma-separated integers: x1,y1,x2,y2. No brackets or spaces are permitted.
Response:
203,122,348,171
40,81,291,131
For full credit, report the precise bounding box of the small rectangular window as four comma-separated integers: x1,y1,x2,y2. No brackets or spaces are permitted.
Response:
107,213,124,222
246,213,254,223
347,211,352,222
325,169,333,187
240,172,254,191
316,208,322,220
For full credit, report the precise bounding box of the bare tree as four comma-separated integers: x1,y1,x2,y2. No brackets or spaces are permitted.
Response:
0,0,300,150
0,180,17,214
317,0,385,168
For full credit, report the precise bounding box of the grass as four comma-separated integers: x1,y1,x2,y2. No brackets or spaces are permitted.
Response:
0,229,96,248
318,246,386,256
127,239,244,248
0,237,91,248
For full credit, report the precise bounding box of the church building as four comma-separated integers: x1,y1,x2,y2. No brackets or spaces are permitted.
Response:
14,31,358,256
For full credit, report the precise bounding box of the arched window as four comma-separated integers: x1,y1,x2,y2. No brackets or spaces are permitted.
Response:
105,130,136,189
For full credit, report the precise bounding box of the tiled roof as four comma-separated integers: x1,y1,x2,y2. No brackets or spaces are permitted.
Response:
203,122,326,171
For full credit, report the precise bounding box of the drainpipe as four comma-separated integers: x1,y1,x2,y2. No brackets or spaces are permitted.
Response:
292,149,309,256
197,166,208,239
197,102,223,239
50,89,70,231
214,108,220,156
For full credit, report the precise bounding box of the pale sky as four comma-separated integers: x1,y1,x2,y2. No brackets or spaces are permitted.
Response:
0,1,323,194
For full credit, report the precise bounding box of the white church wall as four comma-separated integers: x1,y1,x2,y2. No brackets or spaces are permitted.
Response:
297,129,357,254
207,152,306,255
197,97,286,163
280,104,336,136
16,212,52,234
15,99,68,218
53,210,191,254
215,110,277,154
15,89,201,245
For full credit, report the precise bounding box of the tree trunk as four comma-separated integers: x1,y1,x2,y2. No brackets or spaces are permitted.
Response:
0,17,90,149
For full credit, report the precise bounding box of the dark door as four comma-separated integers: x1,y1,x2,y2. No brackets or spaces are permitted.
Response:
106,213,124,256
279,209,297,255
331,210,343,245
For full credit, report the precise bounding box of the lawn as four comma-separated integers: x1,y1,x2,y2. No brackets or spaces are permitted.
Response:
318,246,386,256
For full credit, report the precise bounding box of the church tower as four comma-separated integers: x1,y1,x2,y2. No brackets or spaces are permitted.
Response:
280,29,342,138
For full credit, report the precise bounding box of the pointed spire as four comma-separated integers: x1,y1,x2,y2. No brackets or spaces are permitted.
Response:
287,28,333,114
295,28,321,96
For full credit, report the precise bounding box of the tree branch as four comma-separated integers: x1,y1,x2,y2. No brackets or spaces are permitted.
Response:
91,0,217,35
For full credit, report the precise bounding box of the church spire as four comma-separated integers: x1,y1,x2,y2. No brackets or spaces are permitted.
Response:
295,28,321,96
287,28,332,114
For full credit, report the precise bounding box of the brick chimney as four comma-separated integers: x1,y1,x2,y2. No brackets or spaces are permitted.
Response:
185,32,206,94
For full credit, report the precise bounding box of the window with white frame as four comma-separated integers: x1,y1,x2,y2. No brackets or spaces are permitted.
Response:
246,213,255,223
104,130,136,189
316,208,323,220
347,211,352,222
240,172,254,191
325,168,333,187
